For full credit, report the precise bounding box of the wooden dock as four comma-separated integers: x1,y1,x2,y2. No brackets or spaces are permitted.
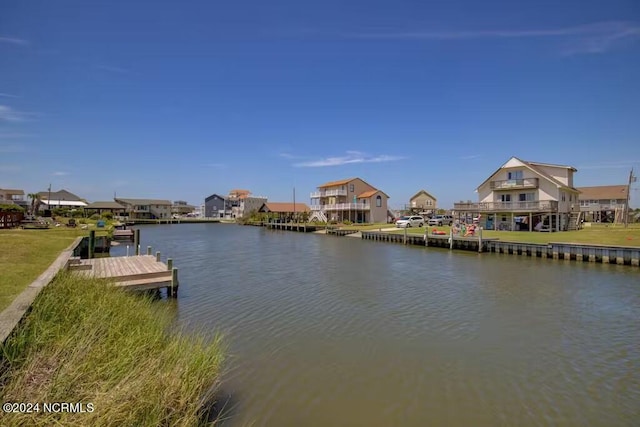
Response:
68,254,179,296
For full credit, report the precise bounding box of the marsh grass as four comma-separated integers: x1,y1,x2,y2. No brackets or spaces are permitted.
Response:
0,273,224,426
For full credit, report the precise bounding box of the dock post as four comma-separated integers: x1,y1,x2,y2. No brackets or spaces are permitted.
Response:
167,258,173,270
88,230,96,259
134,229,140,255
156,251,161,262
171,267,179,298
449,229,454,250
126,245,130,257
404,226,407,245
424,232,428,246
147,246,152,255
478,227,483,253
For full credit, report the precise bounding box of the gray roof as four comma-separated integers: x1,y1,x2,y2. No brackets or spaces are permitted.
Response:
38,189,83,201
115,198,172,205
84,201,126,209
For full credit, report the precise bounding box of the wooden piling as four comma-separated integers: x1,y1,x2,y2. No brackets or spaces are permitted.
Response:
403,226,407,245
134,229,141,255
478,227,483,253
147,246,152,256
88,230,96,259
167,258,173,270
156,251,161,262
449,229,453,250
171,267,179,298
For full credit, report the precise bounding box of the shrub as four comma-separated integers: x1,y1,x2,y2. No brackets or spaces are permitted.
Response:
101,212,114,220
0,204,25,213
343,220,352,225
90,213,101,220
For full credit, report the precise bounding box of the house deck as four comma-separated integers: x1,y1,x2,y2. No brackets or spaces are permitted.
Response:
68,255,178,295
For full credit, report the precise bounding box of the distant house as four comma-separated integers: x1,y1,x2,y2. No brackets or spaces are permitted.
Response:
258,202,310,222
84,201,126,216
204,194,226,218
115,198,172,219
205,190,267,219
172,200,196,216
407,190,437,215
576,185,628,223
454,157,580,231
37,189,87,210
0,188,27,210
309,177,390,223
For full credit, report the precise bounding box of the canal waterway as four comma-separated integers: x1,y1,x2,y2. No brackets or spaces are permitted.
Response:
112,223,640,426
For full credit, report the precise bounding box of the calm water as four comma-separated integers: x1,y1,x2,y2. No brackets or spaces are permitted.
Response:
112,224,640,426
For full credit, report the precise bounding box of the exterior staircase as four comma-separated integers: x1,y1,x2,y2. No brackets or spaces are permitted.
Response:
568,211,581,230
309,210,328,223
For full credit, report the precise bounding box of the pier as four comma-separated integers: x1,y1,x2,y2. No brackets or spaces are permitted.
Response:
361,231,498,252
264,222,321,232
68,249,179,297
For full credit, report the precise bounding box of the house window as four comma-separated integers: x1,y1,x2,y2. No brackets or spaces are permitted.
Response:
561,193,566,202
518,193,535,202
349,184,354,192
500,194,511,202
508,170,523,180
376,195,382,207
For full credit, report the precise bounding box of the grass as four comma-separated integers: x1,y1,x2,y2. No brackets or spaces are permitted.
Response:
0,228,85,311
0,273,224,426
389,223,640,246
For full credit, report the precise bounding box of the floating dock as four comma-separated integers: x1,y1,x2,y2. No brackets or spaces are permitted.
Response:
68,253,179,296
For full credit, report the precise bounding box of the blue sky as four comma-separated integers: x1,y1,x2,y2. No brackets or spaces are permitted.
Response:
1,0,639,208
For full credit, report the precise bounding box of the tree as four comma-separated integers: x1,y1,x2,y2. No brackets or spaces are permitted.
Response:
27,193,40,215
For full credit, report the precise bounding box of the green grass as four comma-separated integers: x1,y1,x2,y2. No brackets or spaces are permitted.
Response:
389,223,640,246
338,222,393,231
0,273,224,426
0,228,85,311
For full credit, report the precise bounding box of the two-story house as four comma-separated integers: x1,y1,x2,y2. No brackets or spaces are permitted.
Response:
576,185,628,223
309,178,389,224
406,190,437,216
115,198,172,219
0,188,28,210
454,157,580,231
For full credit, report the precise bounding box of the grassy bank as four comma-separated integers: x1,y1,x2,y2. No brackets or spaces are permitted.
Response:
389,224,640,246
0,228,84,310
0,273,224,426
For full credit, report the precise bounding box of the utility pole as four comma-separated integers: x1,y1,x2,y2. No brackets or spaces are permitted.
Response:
293,187,296,223
625,168,636,228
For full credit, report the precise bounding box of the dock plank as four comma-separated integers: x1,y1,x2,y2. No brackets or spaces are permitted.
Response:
70,255,175,294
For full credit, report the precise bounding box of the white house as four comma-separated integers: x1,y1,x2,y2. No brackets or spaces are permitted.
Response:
454,157,580,231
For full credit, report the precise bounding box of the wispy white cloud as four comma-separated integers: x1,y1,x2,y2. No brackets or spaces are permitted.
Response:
0,132,34,139
0,164,22,173
96,65,129,74
52,171,69,176
294,150,404,167
205,163,227,169
577,160,640,170
0,143,27,153
0,37,29,46
0,105,37,122
0,93,19,98
351,21,640,54
279,152,299,159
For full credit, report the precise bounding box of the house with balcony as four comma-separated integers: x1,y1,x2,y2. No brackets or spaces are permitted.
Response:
115,198,172,219
172,200,196,216
0,188,28,210
308,178,390,224
453,157,580,231
576,185,628,223
406,190,437,216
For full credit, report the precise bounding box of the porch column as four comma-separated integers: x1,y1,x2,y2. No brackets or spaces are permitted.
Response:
511,212,514,231
529,212,532,232
556,212,560,232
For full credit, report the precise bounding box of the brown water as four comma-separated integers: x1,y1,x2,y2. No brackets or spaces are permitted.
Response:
113,224,640,426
